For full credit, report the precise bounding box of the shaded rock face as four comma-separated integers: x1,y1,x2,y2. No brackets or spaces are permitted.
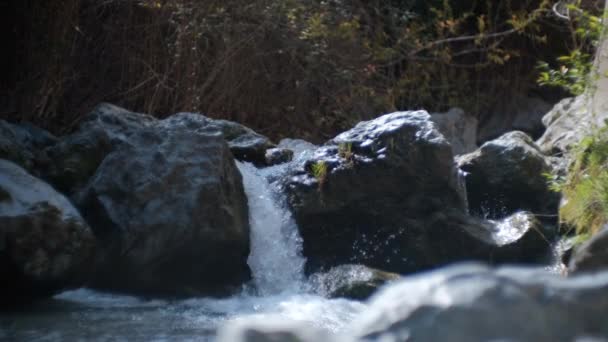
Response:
310,264,400,300
0,160,95,307
76,126,251,296
458,131,559,219
430,108,478,155
353,264,608,342
282,111,549,275
0,120,57,175
264,148,294,166
478,95,553,143
569,226,608,274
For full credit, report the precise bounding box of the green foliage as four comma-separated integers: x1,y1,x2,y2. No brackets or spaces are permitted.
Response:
310,160,328,190
558,126,608,237
537,2,605,95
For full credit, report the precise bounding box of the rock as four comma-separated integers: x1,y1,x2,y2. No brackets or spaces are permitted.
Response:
310,264,400,300
0,160,95,306
458,131,559,219
430,108,478,155
159,113,275,164
0,120,57,174
536,95,608,155
43,127,113,196
464,211,553,263
75,125,251,296
217,319,337,342
353,263,608,342
264,148,294,166
282,111,547,274
478,95,553,143
569,226,608,274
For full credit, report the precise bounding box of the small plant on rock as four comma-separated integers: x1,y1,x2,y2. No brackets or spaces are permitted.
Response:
310,160,328,191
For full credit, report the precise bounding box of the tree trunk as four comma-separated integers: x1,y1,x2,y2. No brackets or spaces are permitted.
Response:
590,0,608,120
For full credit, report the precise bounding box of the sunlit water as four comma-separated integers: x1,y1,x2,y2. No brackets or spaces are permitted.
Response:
0,160,365,341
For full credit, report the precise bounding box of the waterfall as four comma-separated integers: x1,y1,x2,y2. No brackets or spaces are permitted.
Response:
236,161,306,295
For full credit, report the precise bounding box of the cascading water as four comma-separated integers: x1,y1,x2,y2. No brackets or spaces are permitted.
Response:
236,161,305,295
2,158,365,341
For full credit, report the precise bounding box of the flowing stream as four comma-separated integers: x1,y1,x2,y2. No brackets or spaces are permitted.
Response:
0,161,365,341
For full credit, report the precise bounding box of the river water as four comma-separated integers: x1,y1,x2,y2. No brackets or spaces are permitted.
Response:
0,162,365,341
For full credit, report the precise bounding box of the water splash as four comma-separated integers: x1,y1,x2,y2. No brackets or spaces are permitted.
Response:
236,161,306,295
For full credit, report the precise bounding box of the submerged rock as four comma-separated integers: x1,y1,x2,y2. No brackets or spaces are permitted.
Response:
430,107,478,155
310,264,400,300
0,160,95,306
217,319,335,342
353,263,608,342
458,131,559,219
569,226,608,274
76,126,251,296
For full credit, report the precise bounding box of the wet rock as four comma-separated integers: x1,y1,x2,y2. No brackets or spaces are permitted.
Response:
0,160,95,306
464,211,553,263
569,226,608,274
0,120,57,174
458,131,559,219
430,108,478,155
76,126,251,296
536,95,608,155
283,111,519,274
264,148,294,166
353,263,608,342
310,264,400,300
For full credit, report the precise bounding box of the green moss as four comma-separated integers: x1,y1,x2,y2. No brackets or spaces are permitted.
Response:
310,161,328,190
558,126,608,237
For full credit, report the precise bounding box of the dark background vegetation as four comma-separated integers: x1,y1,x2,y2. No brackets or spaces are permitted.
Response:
1,0,603,142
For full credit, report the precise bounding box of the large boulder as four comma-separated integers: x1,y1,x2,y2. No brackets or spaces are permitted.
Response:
281,112,550,274
458,131,559,219
0,160,95,306
430,108,478,155
536,95,608,155
75,125,251,296
569,225,608,274
0,120,57,175
352,263,608,342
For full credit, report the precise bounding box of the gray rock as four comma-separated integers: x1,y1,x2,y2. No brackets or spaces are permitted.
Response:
160,113,274,164
537,95,608,155
264,148,294,166
458,131,559,219
0,120,57,174
430,108,478,155
569,226,608,274
76,125,251,296
353,263,608,342
310,264,400,300
478,95,553,143
43,127,113,196
0,160,95,306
